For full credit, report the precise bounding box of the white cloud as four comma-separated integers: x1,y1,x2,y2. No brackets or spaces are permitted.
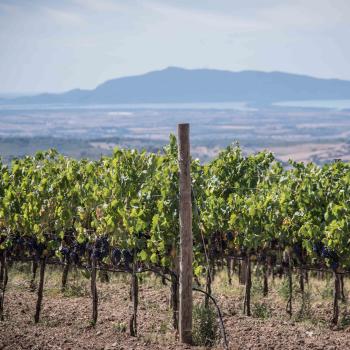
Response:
145,1,266,32
146,0,350,34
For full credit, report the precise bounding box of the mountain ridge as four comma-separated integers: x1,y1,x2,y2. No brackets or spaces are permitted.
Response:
2,67,350,105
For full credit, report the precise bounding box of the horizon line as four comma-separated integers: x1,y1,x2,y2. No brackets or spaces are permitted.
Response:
0,66,348,97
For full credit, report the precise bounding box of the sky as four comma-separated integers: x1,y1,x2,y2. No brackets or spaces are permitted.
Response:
0,0,349,94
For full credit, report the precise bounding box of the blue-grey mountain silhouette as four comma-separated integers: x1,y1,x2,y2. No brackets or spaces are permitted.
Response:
2,67,350,105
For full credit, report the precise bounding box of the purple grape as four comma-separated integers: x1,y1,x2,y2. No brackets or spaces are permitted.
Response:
226,231,234,241
112,248,121,266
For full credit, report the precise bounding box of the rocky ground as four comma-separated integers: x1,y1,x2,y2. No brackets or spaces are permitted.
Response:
1,265,350,350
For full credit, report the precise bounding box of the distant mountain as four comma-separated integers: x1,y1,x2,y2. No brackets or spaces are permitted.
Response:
2,67,350,105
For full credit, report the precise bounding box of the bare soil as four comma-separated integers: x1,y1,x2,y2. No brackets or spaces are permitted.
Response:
1,266,350,350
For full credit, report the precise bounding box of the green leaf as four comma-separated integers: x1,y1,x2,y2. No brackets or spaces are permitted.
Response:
194,265,203,277
150,253,158,264
139,250,148,261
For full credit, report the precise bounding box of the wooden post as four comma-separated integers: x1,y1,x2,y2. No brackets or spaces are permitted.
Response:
129,262,138,336
61,255,70,292
91,255,98,325
332,272,340,325
30,259,38,291
263,258,269,297
34,257,46,323
286,253,293,317
226,257,232,286
243,253,251,316
0,250,7,321
178,123,193,344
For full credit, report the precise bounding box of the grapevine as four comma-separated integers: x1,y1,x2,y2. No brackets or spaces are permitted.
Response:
0,138,350,330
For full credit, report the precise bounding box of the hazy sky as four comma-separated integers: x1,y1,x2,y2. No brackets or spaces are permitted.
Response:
0,0,349,93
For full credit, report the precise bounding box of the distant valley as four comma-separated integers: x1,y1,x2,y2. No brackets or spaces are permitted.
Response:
1,67,350,165
1,103,350,165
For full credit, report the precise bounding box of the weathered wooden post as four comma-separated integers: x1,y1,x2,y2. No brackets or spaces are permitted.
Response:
178,123,193,344
91,254,98,325
34,256,46,323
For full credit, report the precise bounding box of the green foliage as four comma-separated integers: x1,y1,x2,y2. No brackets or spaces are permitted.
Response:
1,138,350,282
321,279,334,299
252,302,271,319
340,313,350,328
192,303,219,347
296,290,312,321
278,277,299,301
113,321,127,333
251,275,264,297
63,284,89,298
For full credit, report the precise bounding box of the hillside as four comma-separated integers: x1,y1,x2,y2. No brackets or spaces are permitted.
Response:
2,67,350,105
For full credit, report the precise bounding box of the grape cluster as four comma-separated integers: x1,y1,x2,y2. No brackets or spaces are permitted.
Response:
313,241,339,270
66,241,87,265
122,249,133,268
258,251,267,263
321,247,339,271
292,243,303,258
70,251,79,264
26,237,45,259
292,242,306,264
226,231,234,242
208,231,224,258
60,246,70,258
6,235,25,256
92,236,109,261
312,241,324,256
14,236,25,248
270,239,279,250
111,248,121,266
136,231,150,240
